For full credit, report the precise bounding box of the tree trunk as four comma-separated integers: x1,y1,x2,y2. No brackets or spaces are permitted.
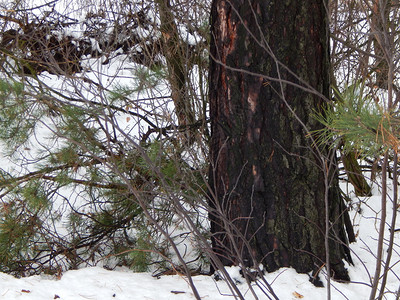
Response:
341,150,372,197
208,0,353,281
156,0,195,128
371,0,391,89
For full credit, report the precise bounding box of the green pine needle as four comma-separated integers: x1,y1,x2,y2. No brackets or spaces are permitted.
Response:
313,81,399,156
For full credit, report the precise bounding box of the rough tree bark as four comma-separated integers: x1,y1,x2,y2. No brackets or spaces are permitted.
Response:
208,0,353,281
371,0,391,89
341,150,372,197
156,0,195,128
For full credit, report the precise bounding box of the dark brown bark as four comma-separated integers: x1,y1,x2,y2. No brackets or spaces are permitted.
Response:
341,150,372,197
208,0,353,281
156,0,195,128
371,0,391,89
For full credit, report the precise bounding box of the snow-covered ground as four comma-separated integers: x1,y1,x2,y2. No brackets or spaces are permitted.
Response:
0,180,399,300
0,265,358,299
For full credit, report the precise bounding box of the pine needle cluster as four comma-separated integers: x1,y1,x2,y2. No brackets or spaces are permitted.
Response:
314,82,400,156
0,76,206,276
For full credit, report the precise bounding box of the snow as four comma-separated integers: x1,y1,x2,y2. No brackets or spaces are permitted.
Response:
0,266,345,299
0,180,399,299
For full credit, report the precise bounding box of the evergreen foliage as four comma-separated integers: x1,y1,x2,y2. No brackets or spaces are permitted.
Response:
314,82,399,156
0,70,206,275
0,7,209,273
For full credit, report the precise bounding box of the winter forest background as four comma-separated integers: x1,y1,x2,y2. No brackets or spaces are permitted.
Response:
0,0,399,299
